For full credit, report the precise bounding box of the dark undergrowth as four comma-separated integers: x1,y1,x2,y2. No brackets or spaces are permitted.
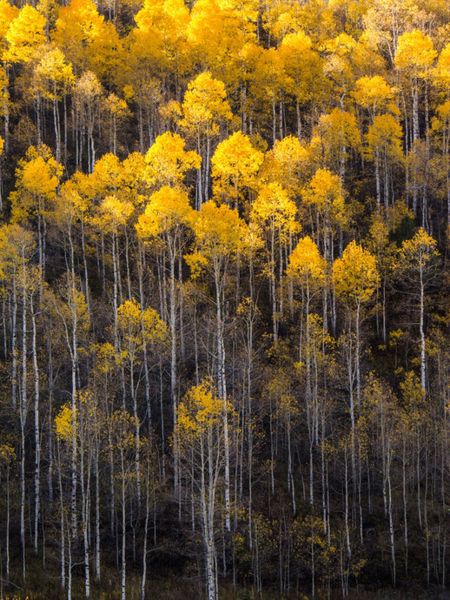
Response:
1,572,445,600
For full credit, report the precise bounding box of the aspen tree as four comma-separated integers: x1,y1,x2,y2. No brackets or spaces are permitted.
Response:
397,228,439,390
144,131,201,190
176,380,235,600
32,47,75,162
251,182,299,340
180,72,232,205
315,109,360,178
365,114,403,207
5,5,46,65
288,237,326,507
187,201,253,531
279,32,325,138
117,298,167,503
332,241,379,478
395,30,437,215
211,131,264,208
136,186,193,494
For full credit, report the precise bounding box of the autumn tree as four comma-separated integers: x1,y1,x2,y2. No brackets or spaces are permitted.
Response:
251,182,299,339
136,185,193,493
396,228,439,389
180,71,233,205
332,241,379,476
176,380,235,600
187,200,253,530
211,131,264,208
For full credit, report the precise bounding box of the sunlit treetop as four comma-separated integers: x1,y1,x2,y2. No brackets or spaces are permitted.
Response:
186,200,255,277
313,108,361,168
49,179,90,230
365,113,403,163
180,71,233,137
302,168,348,227
90,153,122,196
130,0,191,78
0,0,18,52
144,132,201,189
279,31,326,105
260,135,310,195
398,227,439,270
10,145,63,223
136,186,193,240
73,70,103,116
262,0,336,41
33,46,76,101
187,0,258,85
250,182,300,241
52,0,123,80
211,131,264,205
94,195,134,234
352,75,398,115
118,152,147,203
177,379,229,437
287,235,326,287
5,5,46,64
118,298,168,349
394,29,437,75
248,47,284,105
332,240,380,305
191,200,250,256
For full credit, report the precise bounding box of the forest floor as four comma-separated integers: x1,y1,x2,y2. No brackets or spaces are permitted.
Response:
1,578,447,600
1,559,446,600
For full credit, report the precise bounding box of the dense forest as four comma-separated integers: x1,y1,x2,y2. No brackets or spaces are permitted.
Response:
0,0,448,598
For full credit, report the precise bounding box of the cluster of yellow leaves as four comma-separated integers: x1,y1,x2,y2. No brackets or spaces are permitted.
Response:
302,168,348,227
0,443,15,465
211,132,264,205
287,236,326,288
91,341,125,374
144,132,201,189
104,93,129,120
118,298,168,350
53,0,122,80
400,370,426,418
0,224,34,279
180,71,233,136
10,145,63,223
110,409,137,451
314,108,361,167
95,195,134,234
398,227,439,270
136,186,193,240
251,182,299,241
55,403,75,441
177,379,225,436
352,75,397,115
332,240,379,305
33,47,75,101
260,135,309,195
394,29,437,75
185,200,257,276
4,5,45,64
365,114,403,163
